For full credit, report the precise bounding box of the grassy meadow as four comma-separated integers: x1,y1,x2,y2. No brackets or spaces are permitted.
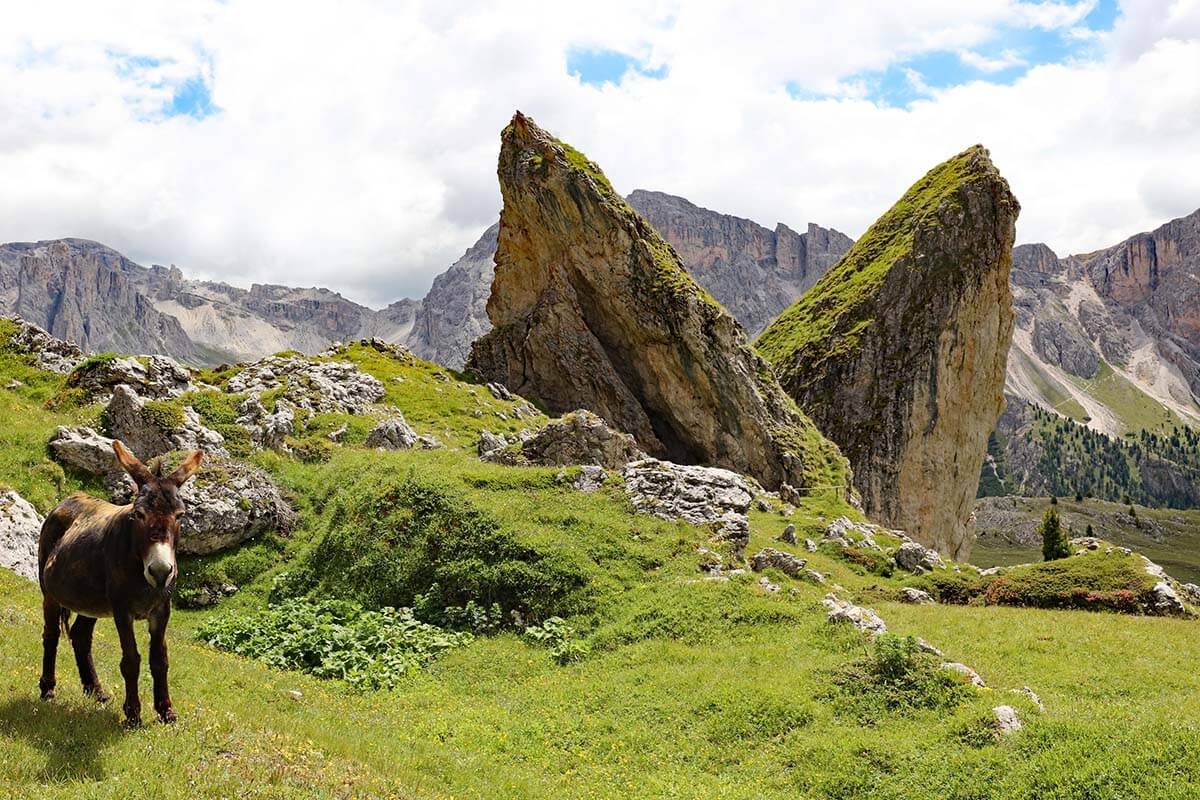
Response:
3,334,1200,798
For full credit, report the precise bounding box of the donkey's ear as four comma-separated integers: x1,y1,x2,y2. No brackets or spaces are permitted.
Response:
168,450,203,487
112,440,153,487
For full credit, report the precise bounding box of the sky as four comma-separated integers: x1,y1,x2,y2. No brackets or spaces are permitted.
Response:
1,0,1198,308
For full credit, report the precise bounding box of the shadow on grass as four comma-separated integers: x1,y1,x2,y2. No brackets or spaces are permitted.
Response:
0,696,123,783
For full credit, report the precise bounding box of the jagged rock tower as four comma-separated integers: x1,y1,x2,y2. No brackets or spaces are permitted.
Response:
467,112,850,495
757,145,1019,560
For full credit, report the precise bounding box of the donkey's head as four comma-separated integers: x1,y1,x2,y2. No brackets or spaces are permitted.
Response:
113,441,202,590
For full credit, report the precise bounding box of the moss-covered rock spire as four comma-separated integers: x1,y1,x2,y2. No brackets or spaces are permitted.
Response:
467,111,851,494
757,145,1019,559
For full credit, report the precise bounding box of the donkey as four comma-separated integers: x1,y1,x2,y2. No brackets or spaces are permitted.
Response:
38,440,202,726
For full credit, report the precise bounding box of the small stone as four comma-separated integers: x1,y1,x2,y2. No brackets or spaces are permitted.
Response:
755,498,772,513
287,690,303,701
804,538,817,553
4,379,22,389
941,662,986,687
992,705,1022,735
821,593,887,636
749,547,807,577
778,523,797,544
1011,686,1045,712
758,576,780,593
802,568,826,585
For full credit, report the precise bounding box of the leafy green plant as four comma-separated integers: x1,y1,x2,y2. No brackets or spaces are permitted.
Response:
524,616,588,665
196,599,471,690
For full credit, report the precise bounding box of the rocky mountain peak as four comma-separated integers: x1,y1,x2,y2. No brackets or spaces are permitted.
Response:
467,112,850,494
759,144,1019,559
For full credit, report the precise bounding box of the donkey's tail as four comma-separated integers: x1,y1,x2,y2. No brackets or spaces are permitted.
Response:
59,608,72,636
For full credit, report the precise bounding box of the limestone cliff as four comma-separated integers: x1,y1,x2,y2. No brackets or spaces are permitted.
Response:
758,146,1019,559
405,222,499,369
466,112,850,494
0,239,203,361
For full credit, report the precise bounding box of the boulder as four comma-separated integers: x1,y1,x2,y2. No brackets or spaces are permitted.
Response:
566,465,608,493
621,459,752,526
1149,581,1186,616
514,410,645,468
3,316,85,373
465,112,851,496
226,356,384,414
758,145,1019,561
895,541,943,574
749,547,807,577
0,489,42,581
477,430,510,459
900,587,936,604
48,426,119,476
104,385,228,461
364,414,419,450
992,705,1022,735
69,354,194,401
821,593,887,636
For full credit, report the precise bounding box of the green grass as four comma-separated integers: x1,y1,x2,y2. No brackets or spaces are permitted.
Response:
757,145,993,382
1066,360,1182,434
320,341,548,448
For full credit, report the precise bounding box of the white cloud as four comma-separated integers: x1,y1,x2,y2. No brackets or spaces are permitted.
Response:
0,0,1197,306
957,47,1027,72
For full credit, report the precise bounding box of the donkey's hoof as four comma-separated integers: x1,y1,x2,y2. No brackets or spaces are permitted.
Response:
85,686,111,704
39,688,55,701
122,716,142,729
158,708,177,724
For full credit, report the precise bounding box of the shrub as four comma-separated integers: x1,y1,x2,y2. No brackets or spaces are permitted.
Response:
827,635,974,722
1040,507,1070,562
277,468,590,621
196,599,471,690
290,436,334,464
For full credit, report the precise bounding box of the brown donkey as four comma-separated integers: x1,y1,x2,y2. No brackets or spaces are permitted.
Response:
38,440,201,726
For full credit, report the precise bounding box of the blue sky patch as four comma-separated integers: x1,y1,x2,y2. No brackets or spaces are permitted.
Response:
110,50,220,120
167,76,218,119
797,0,1121,108
567,48,667,86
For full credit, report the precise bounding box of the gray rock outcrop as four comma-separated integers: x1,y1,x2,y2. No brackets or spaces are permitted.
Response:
112,453,295,555
2,316,85,373
227,356,384,414
68,354,194,402
0,489,42,581
103,385,228,461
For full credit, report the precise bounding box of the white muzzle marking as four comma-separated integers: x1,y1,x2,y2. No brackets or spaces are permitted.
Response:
143,541,177,588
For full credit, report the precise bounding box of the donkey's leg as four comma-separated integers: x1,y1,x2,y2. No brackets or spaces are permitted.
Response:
69,616,110,703
148,604,175,723
38,596,61,700
113,610,141,726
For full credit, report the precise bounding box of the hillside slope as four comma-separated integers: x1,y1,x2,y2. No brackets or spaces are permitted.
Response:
3,321,1200,798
